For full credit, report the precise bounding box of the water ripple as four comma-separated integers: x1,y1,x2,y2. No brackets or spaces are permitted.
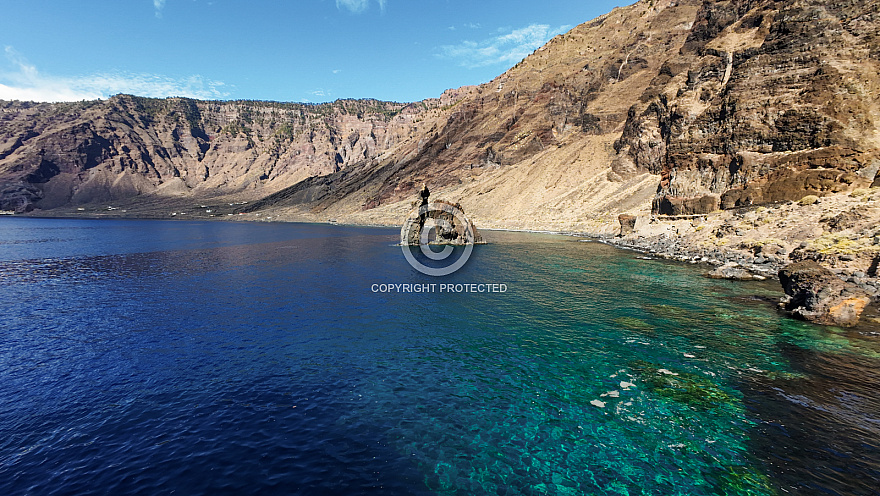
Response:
1,220,878,494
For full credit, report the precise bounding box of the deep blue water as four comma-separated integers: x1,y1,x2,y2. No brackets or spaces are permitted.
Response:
1,218,879,495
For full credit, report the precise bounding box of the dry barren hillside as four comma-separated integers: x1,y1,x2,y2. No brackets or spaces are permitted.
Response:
0,93,464,213
236,0,880,233
1,0,879,238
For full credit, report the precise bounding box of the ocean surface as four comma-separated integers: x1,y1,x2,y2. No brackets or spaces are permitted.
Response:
1,217,878,495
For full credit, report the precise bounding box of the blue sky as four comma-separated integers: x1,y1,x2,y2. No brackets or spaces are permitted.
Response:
0,0,625,103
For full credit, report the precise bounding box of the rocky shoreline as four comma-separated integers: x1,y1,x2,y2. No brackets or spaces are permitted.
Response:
600,192,880,327
605,233,782,281
603,231,878,290
603,232,879,327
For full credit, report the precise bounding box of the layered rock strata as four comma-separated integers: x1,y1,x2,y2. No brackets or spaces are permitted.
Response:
0,94,459,212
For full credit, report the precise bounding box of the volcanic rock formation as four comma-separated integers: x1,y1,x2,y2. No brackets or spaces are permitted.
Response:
0,94,461,213
778,260,872,327
401,200,483,246
1,0,878,233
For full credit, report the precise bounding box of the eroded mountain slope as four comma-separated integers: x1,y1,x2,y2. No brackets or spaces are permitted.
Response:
241,0,879,231
2,0,878,236
0,94,461,212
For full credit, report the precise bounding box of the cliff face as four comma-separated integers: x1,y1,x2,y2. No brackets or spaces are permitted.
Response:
2,0,878,229
0,94,456,212
238,0,708,228
236,0,880,229
612,0,880,214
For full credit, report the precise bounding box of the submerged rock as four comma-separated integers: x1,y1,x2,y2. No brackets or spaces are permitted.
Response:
613,316,655,335
629,360,733,410
707,263,765,281
713,465,777,495
778,261,871,327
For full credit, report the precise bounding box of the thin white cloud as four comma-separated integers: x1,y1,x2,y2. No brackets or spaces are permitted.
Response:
336,0,367,13
154,0,166,18
304,88,333,102
449,22,481,32
0,47,230,102
336,0,385,14
437,24,571,69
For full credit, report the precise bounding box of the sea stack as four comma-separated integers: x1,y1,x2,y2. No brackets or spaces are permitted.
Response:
402,187,483,246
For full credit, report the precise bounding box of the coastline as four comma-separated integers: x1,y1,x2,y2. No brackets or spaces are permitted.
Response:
11,190,880,328
12,196,878,290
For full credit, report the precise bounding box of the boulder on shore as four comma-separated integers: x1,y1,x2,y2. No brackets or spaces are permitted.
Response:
778,261,871,327
618,214,636,236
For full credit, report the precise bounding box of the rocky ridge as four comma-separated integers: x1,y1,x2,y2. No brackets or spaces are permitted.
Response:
228,0,880,233
0,93,466,212
4,0,877,230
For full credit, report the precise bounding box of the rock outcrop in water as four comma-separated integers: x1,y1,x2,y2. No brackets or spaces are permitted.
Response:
401,200,483,246
778,260,871,327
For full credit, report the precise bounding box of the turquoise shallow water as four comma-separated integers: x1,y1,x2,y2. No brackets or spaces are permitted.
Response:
0,218,878,495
